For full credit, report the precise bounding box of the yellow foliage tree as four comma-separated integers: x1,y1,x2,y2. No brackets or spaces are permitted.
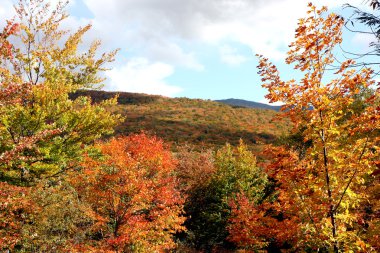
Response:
0,0,122,184
230,4,380,252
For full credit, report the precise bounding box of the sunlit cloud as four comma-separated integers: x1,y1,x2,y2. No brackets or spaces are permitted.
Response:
105,58,182,97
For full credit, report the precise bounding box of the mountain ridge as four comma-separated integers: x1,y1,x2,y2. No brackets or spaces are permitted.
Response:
70,90,282,111
215,98,282,111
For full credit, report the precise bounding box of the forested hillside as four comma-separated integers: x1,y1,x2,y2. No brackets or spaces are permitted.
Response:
72,90,290,150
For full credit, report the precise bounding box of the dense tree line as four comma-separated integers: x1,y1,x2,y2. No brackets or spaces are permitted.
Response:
0,1,379,252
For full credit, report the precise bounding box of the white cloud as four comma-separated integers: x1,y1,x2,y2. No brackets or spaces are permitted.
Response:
2,0,369,62
259,98,284,106
79,0,365,63
105,58,182,97
1,0,369,95
219,45,248,66
146,41,204,71
80,0,206,69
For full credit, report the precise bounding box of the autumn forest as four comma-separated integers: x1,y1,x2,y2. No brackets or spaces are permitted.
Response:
0,0,379,252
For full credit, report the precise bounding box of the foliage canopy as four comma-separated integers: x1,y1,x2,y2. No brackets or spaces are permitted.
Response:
229,4,380,252
0,0,122,184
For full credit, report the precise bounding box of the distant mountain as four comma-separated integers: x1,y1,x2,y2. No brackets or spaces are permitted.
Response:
216,98,282,111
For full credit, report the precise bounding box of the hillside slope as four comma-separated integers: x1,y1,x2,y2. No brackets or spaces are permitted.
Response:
72,90,291,150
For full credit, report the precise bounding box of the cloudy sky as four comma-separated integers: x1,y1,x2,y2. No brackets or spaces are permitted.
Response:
1,0,372,102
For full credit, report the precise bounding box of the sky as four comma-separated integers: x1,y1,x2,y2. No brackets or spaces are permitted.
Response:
0,0,374,103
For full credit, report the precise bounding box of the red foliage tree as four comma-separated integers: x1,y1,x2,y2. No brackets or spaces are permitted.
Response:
73,133,185,252
0,182,34,250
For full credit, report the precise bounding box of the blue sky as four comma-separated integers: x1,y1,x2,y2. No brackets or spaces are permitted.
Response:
0,0,375,103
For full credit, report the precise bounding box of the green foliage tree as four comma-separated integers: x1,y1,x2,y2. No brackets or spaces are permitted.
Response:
0,0,122,184
184,141,268,251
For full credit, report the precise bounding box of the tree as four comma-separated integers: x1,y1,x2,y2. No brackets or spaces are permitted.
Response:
228,4,379,252
184,141,268,251
0,0,121,184
228,147,308,251
20,179,95,252
72,133,185,252
0,182,34,251
175,145,215,195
